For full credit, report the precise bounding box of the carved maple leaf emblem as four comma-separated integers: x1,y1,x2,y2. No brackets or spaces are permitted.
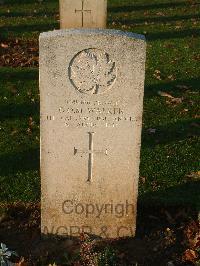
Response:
69,49,117,94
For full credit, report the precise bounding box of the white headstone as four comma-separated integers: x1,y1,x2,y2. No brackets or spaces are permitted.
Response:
40,29,146,238
59,0,107,29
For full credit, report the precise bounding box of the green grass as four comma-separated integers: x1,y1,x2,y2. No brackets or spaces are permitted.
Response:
0,68,40,201
0,0,199,210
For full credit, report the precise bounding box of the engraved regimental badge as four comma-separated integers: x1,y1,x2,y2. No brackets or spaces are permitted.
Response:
69,48,117,95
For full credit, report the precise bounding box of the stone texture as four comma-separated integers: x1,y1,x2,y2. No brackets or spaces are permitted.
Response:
59,0,107,29
40,29,146,238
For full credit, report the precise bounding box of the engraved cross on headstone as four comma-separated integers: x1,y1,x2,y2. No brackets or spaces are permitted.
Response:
75,0,92,27
74,132,108,182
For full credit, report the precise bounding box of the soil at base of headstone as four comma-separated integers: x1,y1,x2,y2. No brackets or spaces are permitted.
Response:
0,202,199,266
0,39,39,67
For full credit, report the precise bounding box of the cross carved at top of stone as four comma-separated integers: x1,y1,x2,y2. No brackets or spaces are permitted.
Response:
75,0,92,27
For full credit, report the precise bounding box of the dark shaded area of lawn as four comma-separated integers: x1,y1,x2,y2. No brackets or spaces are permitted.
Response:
108,1,193,12
0,199,199,265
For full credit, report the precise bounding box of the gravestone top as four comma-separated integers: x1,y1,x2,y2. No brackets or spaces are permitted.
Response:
40,28,146,239
40,28,145,41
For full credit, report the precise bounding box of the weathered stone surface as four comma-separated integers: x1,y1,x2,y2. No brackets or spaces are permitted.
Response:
59,0,107,29
40,29,146,238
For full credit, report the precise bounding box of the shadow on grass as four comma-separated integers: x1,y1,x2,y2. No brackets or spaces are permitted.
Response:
136,182,200,244
1,0,56,4
0,10,56,18
1,24,199,41
108,1,189,13
109,14,199,25
0,102,39,121
138,181,200,216
0,68,38,82
142,118,199,147
0,68,39,120
146,28,200,41
0,148,39,175
136,181,200,239
0,22,59,37
4,22,197,41
144,78,200,97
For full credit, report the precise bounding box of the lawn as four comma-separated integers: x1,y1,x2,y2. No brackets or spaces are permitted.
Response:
0,0,200,264
0,0,199,206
